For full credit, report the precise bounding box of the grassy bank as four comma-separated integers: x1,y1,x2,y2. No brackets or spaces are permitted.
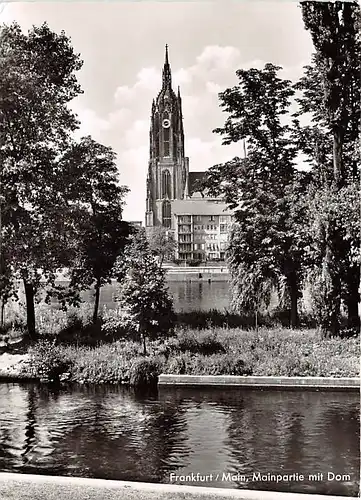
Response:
20,328,359,386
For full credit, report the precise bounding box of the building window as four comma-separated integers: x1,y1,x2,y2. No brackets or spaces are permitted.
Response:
162,200,171,228
179,215,191,223
209,216,215,221
162,170,171,198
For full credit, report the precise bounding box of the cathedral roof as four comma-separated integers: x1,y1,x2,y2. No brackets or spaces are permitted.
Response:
172,199,233,216
188,171,206,194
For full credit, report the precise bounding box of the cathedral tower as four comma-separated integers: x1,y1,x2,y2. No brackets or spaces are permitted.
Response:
145,45,189,231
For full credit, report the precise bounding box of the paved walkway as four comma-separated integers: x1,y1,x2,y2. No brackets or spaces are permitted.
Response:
0,353,29,378
0,474,355,500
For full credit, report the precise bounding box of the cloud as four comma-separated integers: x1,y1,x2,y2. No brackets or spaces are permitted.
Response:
114,67,160,106
196,45,241,72
186,137,242,173
117,145,148,220
108,108,133,129
206,81,222,94
173,68,192,87
114,85,134,104
70,105,110,140
135,67,160,91
123,119,148,149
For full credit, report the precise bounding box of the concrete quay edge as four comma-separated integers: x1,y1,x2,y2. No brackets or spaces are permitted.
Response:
158,374,360,390
0,473,357,500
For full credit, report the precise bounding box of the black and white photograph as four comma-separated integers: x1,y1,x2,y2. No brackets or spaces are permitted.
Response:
0,1,359,499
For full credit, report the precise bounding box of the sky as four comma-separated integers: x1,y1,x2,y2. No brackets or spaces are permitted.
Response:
0,1,314,222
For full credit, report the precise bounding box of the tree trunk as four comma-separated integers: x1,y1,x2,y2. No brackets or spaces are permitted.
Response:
142,332,147,356
23,280,36,340
320,240,341,338
254,292,259,333
333,128,344,188
0,299,5,328
92,277,101,324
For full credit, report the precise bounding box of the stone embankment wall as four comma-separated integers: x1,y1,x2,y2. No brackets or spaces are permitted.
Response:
158,374,360,391
164,265,230,282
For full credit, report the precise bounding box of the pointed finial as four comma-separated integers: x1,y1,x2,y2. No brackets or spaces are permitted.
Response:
162,44,172,88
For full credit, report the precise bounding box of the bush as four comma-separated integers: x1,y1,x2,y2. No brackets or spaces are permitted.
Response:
101,308,129,340
55,314,103,346
175,329,226,355
26,340,72,382
176,309,318,330
70,349,130,384
129,357,162,388
164,352,252,376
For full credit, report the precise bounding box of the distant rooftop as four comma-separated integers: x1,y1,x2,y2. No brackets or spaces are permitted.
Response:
129,221,143,227
172,199,233,216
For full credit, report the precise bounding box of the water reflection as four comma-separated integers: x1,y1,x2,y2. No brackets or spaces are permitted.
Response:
0,384,359,495
14,280,230,314
84,280,230,312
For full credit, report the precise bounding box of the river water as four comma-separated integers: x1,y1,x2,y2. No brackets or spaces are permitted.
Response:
0,383,359,495
83,280,231,312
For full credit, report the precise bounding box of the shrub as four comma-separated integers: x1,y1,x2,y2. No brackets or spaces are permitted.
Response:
129,357,162,388
101,307,129,340
26,340,72,382
175,329,226,355
54,314,104,346
164,352,252,376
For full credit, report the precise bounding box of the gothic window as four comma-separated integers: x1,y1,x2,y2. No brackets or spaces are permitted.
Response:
162,170,171,198
162,111,170,157
163,126,170,156
162,200,171,228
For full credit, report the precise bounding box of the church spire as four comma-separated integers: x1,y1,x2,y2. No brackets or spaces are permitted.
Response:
162,44,172,88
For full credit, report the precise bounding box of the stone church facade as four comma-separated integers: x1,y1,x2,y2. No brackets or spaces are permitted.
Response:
145,46,233,261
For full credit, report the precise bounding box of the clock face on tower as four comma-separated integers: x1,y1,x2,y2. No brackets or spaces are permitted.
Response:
162,118,171,129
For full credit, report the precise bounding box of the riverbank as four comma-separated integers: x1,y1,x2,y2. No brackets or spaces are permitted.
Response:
0,328,359,385
0,353,31,380
0,473,356,500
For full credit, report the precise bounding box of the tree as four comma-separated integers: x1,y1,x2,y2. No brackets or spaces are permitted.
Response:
147,226,177,267
201,64,307,327
0,22,83,338
114,229,175,355
60,136,130,324
306,183,360,332
300,1,360,188
297,1,361,335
